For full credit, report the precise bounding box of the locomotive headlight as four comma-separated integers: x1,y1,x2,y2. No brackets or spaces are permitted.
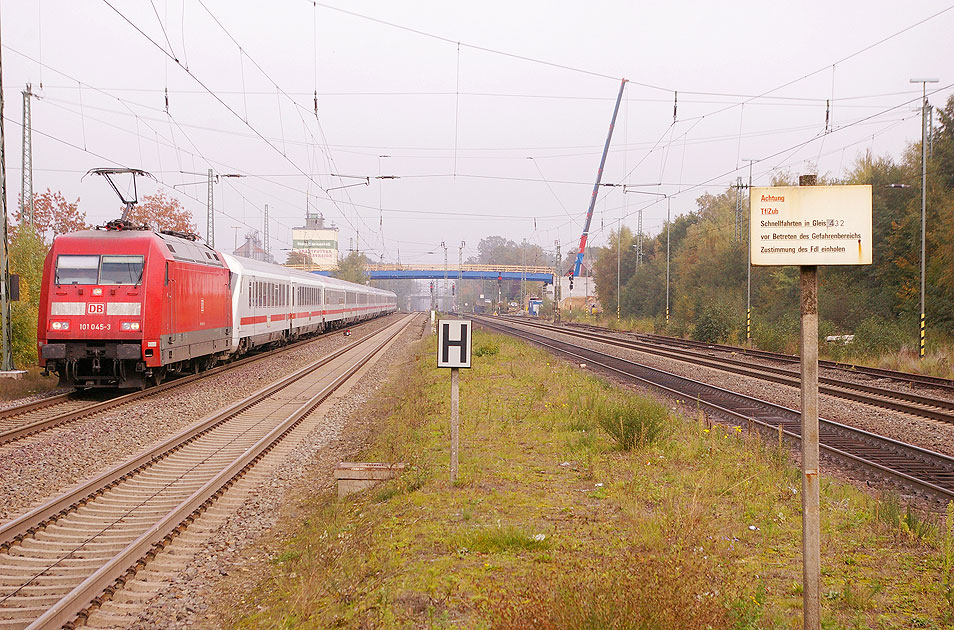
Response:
92,288,103,296
121,321,141,331
51,321,70,331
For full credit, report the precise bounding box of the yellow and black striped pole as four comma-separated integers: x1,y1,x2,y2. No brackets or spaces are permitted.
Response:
746,308,752,345
920,312,926,358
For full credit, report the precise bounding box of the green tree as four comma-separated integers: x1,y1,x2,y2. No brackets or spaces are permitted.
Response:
334,251,369,285
9,227,48,365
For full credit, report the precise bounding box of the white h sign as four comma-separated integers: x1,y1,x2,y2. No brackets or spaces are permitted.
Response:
437,320,471,368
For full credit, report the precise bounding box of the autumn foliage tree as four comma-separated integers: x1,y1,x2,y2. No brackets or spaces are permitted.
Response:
123,192,197,234
8,189,89,366
15,189,88,238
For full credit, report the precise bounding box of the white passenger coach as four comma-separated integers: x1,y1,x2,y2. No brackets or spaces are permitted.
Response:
220,253,396,354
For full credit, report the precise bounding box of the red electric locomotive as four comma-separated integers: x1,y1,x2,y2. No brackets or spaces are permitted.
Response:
37,223,232,388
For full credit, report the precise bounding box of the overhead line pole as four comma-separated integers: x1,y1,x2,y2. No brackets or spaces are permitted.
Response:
21,84,32,228
911,77,938,359
743,158,758,345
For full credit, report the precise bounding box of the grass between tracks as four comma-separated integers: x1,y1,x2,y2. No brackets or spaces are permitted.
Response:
230,330,952,629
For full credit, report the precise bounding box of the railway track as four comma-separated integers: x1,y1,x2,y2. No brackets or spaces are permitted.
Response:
560,319,954,394
0,316,393,447
476,316,954,503
503,317,954,425
0,314,414,630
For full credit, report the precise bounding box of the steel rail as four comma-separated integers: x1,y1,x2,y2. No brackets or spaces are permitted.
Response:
26,314,414,630
557,319,954,393
0,315,392,446
0,314,413,629
506,317,954,425
476,316,954,502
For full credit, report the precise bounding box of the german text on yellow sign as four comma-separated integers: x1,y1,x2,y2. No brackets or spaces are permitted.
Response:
750,185,872,266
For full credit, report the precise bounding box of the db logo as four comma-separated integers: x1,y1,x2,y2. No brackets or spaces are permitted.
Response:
87,303,105,315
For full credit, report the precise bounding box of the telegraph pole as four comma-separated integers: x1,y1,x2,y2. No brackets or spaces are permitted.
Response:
0,18,13,372
910,78,938,359
20,84,32,227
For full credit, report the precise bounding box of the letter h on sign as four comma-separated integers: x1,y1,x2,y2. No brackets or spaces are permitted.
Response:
437,320,471,368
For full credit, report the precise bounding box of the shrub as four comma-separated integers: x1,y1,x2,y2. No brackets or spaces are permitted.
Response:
751,315,798,354
691,303,733,343
851,316,910,357
596,396,668,450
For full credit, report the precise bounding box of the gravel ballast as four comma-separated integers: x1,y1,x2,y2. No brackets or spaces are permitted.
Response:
0,315,403,522
124,314,424,629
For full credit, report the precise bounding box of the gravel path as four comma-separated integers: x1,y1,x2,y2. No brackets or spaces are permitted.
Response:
496,319,954,459
0,315,403,522
124,314,424,629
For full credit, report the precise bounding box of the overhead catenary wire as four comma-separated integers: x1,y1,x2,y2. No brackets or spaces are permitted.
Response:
103,0,371,245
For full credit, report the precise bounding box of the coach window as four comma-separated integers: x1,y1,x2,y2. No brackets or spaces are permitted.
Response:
55,255,100,285
101,255,145,285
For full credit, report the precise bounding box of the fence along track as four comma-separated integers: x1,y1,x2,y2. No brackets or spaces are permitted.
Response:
506,317,954,425
476,316,954,502
0,314,413,630
0,315,392,447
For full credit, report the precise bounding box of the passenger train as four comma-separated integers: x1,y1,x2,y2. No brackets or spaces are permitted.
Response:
37,223,396,389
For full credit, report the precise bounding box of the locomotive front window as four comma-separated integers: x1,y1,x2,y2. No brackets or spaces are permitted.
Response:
100,256,145,285
55,255,100,285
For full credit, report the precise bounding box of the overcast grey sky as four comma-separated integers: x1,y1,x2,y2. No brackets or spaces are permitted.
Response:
2,1,951,264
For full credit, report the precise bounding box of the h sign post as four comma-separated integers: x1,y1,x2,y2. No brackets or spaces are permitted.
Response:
438,320,471,484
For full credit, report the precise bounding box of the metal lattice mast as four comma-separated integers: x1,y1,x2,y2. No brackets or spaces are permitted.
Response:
20,84,32,227
206,168,214,247
264,204,270,259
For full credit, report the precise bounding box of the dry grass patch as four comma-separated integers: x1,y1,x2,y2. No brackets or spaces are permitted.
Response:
227,330,952,629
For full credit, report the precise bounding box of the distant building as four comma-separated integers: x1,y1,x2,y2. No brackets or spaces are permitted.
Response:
233,231,274,263
290,212,338,270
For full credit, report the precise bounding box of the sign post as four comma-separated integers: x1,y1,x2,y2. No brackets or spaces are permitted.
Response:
437,319,472,484
751,178,872,630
